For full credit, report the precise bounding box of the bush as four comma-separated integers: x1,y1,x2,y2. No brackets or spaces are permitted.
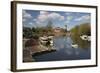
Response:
71,23,91,37
32,34,39,40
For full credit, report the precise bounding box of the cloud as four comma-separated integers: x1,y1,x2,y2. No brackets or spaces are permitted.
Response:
40,11,49,15
65,16,73,24
34,11,65,26
74,15,90,21
48,12,65,21
22,18,26,22
65,12,71,15
23,10,34,27
37,11,65,22
23,10,33,25
23,10,32,19
35,20,48,27
33,19,37,21
39,11,65,21
67,16,73,21
37,14,49,22
34,11,49,25
29,22,33,25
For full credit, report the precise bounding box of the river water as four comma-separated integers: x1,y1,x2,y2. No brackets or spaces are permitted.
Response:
33,36,91,62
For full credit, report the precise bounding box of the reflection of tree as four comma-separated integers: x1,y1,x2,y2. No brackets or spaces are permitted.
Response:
70,23,91,49
71,26,80,42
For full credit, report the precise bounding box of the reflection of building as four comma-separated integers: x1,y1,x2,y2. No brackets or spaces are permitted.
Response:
66,31,71,36
53,27,71,36
53,27,64,36
53,27,62,33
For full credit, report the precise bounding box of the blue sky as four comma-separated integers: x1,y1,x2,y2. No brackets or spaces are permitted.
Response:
22,10,91,30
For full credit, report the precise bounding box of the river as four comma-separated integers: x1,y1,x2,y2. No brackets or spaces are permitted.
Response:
32,36,91,62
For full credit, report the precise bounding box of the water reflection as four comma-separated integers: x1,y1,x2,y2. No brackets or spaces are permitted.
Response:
33,36,91,62
54,37,80,55
71,36,90,49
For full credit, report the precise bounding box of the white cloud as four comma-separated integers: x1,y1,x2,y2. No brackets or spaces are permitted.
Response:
37,14,48,22
34,11,65,26
65,12,71,15
23,10,33,27
23,10,32,18
60,16,65,20
67,16,73,21
48,12,65,21
40,11,49,15
33,19,37,21
24,22,36,28
29,22,33,25
65,21,70,24
65,16,73,24
35,11,49,24
22,18,26,22
74,15,90,21
35,20,47,27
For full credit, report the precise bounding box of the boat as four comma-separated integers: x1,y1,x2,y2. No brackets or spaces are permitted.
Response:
50,40,53,46
80,35,91,41
71,44,78,48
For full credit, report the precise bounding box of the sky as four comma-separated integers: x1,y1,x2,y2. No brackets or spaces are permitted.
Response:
22,10,91,30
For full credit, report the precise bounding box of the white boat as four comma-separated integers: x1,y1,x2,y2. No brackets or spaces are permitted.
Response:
39,36,48,40
80,35,91,41
50,40,53,46
48,36,54,39
80,35,88,40
71,44,78,48
87,36,91,41
39,36,54,46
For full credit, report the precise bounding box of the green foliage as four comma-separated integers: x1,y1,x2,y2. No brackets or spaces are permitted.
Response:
46,20,53,33
23,23,53,39
23,27,39,39
23,27,33,38
70,23,91,49
71,23,91,37
32,34,39,40
78,23,91,36
64,25,67,32
46,20,53,29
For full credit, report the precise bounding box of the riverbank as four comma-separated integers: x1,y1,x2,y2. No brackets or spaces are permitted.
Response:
23,38,56,62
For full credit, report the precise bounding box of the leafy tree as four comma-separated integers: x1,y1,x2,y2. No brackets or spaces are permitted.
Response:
70,23,91,43
78,23,91,36
46,20,53,29
71,23,90,36
65,24,67,32
23,27,32,38
45,20,53,36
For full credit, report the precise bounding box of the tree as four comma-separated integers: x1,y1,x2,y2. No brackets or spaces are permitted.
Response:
46,20,53,29
71,23,90,36
65,24,67,32
45,20,53,35
78,23,91,36
23,27,32,38
32,27,36,32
